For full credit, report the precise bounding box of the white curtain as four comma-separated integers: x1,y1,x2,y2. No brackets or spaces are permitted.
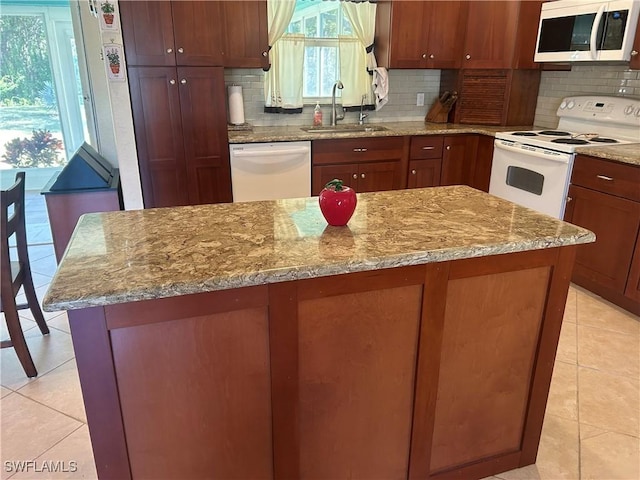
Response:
265,0,303,110
341,1,378,107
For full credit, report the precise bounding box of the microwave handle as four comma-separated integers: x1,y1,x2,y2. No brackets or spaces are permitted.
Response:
590,5,606,59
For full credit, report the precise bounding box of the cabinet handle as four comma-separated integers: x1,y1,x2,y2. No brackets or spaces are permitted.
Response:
169,79,176,85
422,146,435,150
631,50,638,56
361,173,366,179
353,173,358,179
180,79,187,84
166,48,173,54
411,169,417,175
465,54,471,60
262,51,268,57
446,145,451,150
353,148,367,152
422,53,427,59
429,54,435,59
177,47,184,54
567,196,572,202
596,174,613,181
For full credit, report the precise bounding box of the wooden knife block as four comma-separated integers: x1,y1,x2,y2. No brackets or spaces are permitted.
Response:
425,95,457,123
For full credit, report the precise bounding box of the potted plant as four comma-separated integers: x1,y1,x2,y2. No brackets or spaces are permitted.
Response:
101,1,115,25
106,49,120,74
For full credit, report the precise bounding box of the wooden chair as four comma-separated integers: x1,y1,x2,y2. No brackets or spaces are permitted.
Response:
1,172,49,377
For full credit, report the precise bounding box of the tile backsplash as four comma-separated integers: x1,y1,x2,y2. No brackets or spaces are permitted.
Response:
534,64,640,128
224,68,441,126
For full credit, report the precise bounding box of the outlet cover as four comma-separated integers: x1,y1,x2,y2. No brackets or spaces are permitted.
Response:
416,93,425,106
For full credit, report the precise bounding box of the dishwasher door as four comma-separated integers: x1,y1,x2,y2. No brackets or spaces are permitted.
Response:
229,141,311,202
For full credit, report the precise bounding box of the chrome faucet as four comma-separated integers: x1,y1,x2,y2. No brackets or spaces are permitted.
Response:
358,94,369,125
331,80,344,126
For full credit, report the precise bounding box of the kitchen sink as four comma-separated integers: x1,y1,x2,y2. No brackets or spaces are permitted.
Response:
300,125,388,134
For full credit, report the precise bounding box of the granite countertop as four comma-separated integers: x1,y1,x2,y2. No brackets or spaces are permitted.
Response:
575,143,640,167
43,186,594,311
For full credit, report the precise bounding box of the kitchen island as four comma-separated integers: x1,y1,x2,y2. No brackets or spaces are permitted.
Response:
44,186,594,480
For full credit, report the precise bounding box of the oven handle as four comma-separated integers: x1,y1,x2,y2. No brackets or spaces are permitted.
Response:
590,5,606,59
494,140,571,164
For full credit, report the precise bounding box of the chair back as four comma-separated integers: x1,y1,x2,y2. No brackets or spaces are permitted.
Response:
1,172,29,282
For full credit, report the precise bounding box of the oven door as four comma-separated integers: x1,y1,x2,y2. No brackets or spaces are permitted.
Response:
489,140,574,219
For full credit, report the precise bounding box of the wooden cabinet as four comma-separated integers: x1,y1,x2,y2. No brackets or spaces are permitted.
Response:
440,135,478,186
630,21,640,70
375,1,467,69
563,155,640,315
129,66,232,208
120,0,268,68
407,136,443,188
311,137,405,195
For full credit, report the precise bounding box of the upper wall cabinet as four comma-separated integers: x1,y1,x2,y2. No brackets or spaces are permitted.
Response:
120,1,223,66
120,1,269,68
376,1,468,69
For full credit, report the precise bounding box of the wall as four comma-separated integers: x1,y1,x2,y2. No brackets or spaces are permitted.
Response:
224,68,441,126
534,64,640,128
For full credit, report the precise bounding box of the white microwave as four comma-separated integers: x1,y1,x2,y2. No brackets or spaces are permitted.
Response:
535,0,640,62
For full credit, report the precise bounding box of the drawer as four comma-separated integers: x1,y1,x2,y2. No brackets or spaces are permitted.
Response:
312,136,405,165
410,136,444,159
571,155,640,202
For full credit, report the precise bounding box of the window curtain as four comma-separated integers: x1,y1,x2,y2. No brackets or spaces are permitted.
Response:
341,1,378,106
338,36,371,106
264,0,304,111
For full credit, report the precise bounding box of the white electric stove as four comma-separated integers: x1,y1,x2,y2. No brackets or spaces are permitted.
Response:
489,95,640,218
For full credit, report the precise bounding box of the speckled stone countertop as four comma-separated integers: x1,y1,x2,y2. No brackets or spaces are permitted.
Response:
575,143,640,167
227,121,532,143
43,186,594,311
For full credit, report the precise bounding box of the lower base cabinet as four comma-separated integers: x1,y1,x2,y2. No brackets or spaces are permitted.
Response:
70,247,576,479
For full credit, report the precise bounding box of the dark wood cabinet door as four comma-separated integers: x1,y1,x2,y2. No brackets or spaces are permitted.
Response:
471,135,494,192
629,20,640,70
128,67,188,208
312,164,358,196
408,159,441,189
461,1,519,68
564,184,640,293
426,1,467,69
171,1,224,66
120,1,176,66
625,234,640,302
440,135,478,186
178,67,232,205
358,161,402,193
220,1,269,68
387,1,429,68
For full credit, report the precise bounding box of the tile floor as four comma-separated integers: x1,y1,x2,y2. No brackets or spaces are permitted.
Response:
1,242,639,480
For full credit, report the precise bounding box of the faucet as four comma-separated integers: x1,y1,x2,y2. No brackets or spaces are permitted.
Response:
358,94,369,125
331,80,344,126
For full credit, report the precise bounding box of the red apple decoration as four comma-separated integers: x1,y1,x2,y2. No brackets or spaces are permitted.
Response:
319,179,357,226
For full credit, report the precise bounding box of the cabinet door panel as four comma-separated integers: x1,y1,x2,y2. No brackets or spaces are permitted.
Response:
129,67,188,208
388,2,429,68
120,1,175,66
565,185,640,293
427,1,466,68
312,164,358,196
172,1,224,66
408,160,441,189
462,1,519,68
178,67,232,205
359,161,402,193
220,1,269,68
625,234,640,302
441,135,478,186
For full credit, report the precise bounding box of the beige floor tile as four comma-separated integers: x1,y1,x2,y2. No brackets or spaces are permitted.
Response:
563,286,577,324
46,313,70,335
9,426,96,480
580,423,608,440
555,321,577,365
546,361,578,421
17,359,86,423
0,314,36,340
581,431,640,479
576,287,640,335
0,386,11,398
577,324,640,378
19,307,68,324
0,394,82,480
578,367,640,437
496,414,579,480
1,329,75,391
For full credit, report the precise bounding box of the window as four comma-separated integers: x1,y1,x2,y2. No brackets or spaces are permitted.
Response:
286,1,354,100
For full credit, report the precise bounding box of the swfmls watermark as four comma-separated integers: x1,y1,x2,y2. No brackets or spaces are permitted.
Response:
4,460,78,473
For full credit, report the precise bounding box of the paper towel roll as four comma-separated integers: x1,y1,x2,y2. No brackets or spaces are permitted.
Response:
228,85,245,125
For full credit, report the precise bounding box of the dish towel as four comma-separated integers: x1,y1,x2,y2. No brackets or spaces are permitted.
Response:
372,67,389,111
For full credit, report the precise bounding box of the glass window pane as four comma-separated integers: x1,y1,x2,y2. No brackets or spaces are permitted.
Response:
303,46,319,98
320,9,338,38
304,16,317,37
341,15,353,36
319,46,338,97
290,20,302,34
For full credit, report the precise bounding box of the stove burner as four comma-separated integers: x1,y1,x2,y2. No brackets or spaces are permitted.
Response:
589,137,619,143
512,132,538,136
551,138,590,145
539,130,571,136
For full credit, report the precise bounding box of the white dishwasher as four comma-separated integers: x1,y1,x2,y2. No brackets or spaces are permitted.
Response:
229,141,311,202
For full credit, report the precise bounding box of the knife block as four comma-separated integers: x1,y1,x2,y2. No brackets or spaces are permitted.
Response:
425,95,457,123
